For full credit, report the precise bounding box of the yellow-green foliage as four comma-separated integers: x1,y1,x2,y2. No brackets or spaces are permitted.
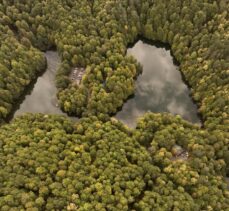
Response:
0,114,228,210
0,0,228,210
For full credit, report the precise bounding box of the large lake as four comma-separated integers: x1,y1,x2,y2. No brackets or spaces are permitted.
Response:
115,40,200,127
14,51,69,118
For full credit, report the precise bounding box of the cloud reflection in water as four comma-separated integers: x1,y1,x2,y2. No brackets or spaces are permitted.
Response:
116,40,200,127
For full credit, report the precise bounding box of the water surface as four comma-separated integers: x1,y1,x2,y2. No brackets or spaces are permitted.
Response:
116,40,200,127
14,51,72,118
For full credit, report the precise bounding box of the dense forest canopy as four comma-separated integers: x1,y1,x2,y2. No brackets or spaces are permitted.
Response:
0,114,228,210
0,0,228,210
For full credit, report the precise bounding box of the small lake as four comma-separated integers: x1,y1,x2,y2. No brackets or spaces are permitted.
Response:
115,40,200,127
14,51,74,118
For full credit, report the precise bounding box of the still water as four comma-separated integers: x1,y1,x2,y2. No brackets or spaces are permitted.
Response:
14,51,70,118
13,43,200,127
116,40,200,127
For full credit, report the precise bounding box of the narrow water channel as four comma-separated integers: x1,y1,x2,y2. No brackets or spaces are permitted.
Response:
115,40,200,127
14,51,75,119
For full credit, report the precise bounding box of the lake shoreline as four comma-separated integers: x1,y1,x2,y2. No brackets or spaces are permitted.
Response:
116,39,202,128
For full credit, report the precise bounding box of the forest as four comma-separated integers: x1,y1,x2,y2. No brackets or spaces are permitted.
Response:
0,0,228,210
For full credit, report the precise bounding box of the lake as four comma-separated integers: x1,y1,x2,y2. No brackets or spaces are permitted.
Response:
115,40,200,127
14,51,71,118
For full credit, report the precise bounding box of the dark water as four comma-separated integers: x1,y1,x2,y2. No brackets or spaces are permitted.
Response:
14,51,74,119
116,40,200,127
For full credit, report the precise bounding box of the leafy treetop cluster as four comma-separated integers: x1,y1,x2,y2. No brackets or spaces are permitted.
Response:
0,0,228,210
0,21,46,121
0,114,228,210
0,0,228,172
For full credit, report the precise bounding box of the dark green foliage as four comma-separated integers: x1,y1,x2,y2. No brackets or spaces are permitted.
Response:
0,0,228,210
0,26,46,119
0,114,228,210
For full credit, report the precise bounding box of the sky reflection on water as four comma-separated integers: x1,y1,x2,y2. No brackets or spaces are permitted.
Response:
14,51,74,119
116,40,200,127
